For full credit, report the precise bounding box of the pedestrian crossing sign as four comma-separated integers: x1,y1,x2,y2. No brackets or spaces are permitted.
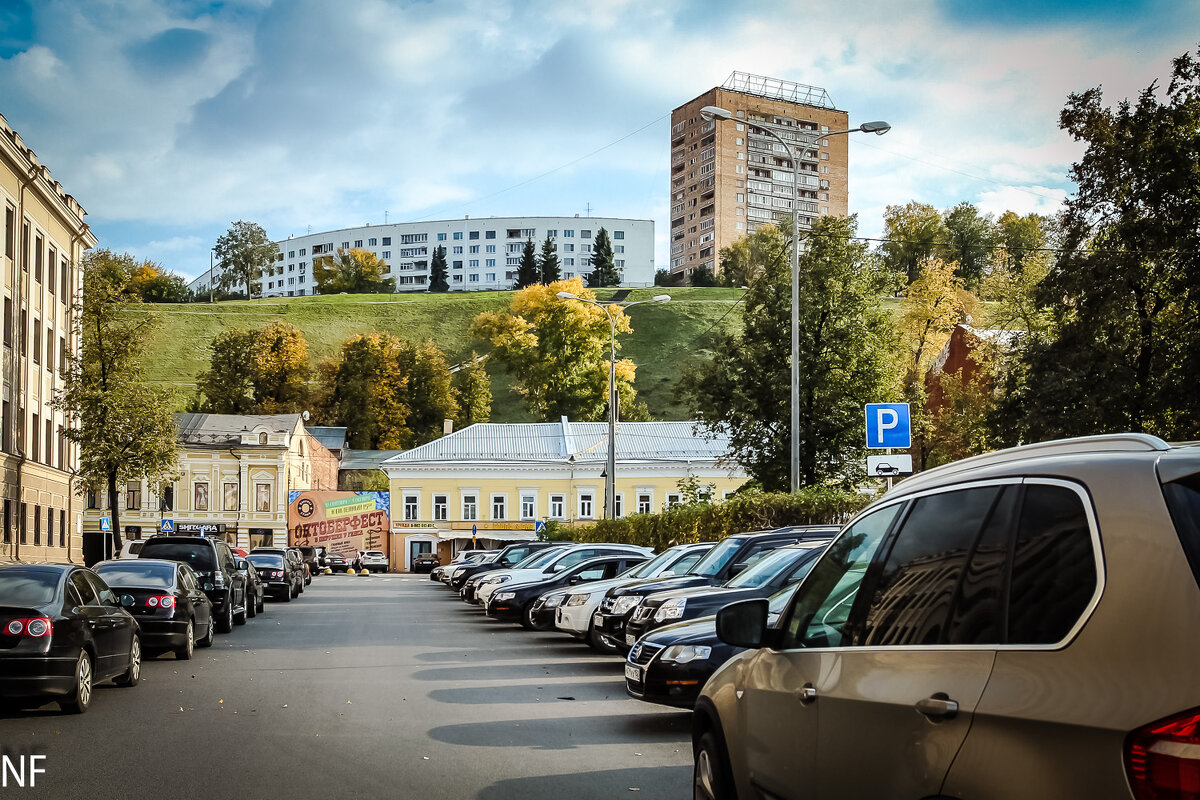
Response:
160,519,174,533
100,517,111,532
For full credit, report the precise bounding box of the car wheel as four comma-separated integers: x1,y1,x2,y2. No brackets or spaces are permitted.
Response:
197,616,215,648
256,593,265,614
217,598,234,633
693,731,734,800
247,594,257,619
588,624,620,654
283,586,293,602
519,603,538,631
114,635,141,687
234,594,248,626
60,650,94,713
176,620,195,660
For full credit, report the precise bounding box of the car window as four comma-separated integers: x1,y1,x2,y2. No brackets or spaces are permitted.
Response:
139,541,217,572
780,503,902,649
95,562,176,590
0,569,60,605
84,571,119,606
69,571,98,606
666,551,705,575
726,548,807,589
730,540,794,574
179,568,195,592
576,565,608,581
689,537,744,577
944,486,1018,645
248,554,285,569
1164,471,1200,591
1006,483,1096,644
551,550,593,572
859,486,1003,647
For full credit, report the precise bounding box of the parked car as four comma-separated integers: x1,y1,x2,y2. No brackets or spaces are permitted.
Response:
247,552,297,601
0,564,142,713
313,546,328,571
554,542,714,651
487,554,650,629
623,539,831,644
94,559,215,660
295,546,321,578
138,535,249,632
693,433,1200,800
252,548,307,592
325,552,354,572
460,546,571,602
625,584,798,709
473,544,653,607
233,558,265,618
596,526,838,652
359,550,389,573
434,550,496,582
412,552,441,574
118,540,145,560
448,541,563,591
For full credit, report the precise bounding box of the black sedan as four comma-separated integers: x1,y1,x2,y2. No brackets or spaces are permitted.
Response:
0,564,142,713
247,552,294,601
412,552,441,573
94,559,215,660
486,554,648,630
623,540,830,643
324,552,354,573
234,558,266,618
625,584,797,708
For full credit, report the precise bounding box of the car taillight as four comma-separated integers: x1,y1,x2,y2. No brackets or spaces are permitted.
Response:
146,596,175,608
5,618,52,637
1127,708,1200,799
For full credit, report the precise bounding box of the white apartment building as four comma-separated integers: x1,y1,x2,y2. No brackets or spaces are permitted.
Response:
190,215,655,298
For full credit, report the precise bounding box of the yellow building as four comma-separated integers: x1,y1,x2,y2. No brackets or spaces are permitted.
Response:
0,114,96,564
381,419,747,571
82,414,339,554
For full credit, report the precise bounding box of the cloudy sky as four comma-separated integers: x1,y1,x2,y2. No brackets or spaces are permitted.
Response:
1,0,1196,281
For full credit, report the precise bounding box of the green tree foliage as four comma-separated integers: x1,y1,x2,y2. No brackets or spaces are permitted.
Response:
1000,47,1200,442
322,333,457,449
429,245,449,292
586,227,620,288
312,247,395,294
470,277,644,422
655,268,682,287
453,353,492,427
881,202,948,285
196,322,312,414
941,202,996,287
56,250,180,554
689,264,719,287
214,220,275,299
516,237,540,287
681,220,897,490
126,260,189,302
994,211,1052,272
538,236,561,283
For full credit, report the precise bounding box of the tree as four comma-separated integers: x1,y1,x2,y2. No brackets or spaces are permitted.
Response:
453,353,492,427
470,276,644,421
1000,47,1200,443
214,220,275,299
680,220,896,490
56,250,180,560
690,264,719,287
942,202,995,287
312,247,395,294
994,211,1051,273
429,245,449,292
881,202,947,285
516,237,540,288
586,227,620,287
126,260,189,303
655,268,682,287
538,236,561,283
196,322,312,414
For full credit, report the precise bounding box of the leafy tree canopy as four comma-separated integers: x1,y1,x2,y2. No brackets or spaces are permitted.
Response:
196,322,312,415
429,245,449,293
312,247,396,294
214,220,274,300
516,237,540,288
585,228,620,288
538,236,561,284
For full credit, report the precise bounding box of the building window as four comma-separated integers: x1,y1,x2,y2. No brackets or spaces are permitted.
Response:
485,230,496,239
453,232,462,240
161,485,174,511
666,492,682,509
436,233,445,241
30,412,38,461
550,494,565,520
404,494,419,521
578,493,594,519
491,494,506,520
256,483,271,512
383,237,392,245
223,482,238,511
614,493,624,518
33,504,40,545
59,509,65,547
193,483,208,511
433,494,448,521
124,481,141,510
462,494,477,521
637,493,652,514
87,491,99,510
521,495,536,520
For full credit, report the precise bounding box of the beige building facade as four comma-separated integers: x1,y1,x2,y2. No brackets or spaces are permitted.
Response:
670,72,849,280
82,414,339,553
0,114,95,565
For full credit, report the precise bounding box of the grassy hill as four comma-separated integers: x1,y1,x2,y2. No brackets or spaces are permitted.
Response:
138,287,749,422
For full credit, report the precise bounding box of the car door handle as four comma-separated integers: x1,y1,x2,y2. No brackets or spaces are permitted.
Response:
795,683,817,705
915,695,959,720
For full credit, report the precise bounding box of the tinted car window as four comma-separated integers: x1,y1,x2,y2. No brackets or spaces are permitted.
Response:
1007,483,1095,644
945,486,1019,645
726,548,807,589
0,569,59,605
1162,473,1200,591
860,486,1002,646
780,504,901,649
95,562,176,590
140,542,217,572
690,537,744,577
667,551,705,575
551,550,594,572
69,571,98,605
248,554,285,569
85,572,119,606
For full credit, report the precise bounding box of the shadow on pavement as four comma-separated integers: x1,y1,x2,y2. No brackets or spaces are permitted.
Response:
476,766,692,799
428,711,691,750
412,660,620,682
413,642,596,663
427,680,628,705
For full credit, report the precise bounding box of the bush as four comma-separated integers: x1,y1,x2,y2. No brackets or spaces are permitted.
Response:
564,486,868,550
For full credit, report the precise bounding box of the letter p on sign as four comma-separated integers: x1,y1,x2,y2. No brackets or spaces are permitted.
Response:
865,403,911,449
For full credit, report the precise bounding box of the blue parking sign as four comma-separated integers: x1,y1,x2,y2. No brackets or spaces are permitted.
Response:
865,403,911,449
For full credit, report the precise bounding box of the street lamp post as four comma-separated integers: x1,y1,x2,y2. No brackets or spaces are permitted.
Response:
557,291,671,519
700,106,890,492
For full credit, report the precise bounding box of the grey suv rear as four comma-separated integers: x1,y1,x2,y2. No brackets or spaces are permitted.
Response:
694,433,1200,800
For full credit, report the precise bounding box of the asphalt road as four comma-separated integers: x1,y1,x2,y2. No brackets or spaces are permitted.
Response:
1,574,692,799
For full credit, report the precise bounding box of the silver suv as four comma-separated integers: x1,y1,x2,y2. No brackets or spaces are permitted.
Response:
694,433,1200,800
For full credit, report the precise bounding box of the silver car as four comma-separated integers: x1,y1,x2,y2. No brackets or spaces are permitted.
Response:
358,550,389,573
694,433,1200,800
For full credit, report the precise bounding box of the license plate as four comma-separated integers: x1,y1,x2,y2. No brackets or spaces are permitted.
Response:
625,634,637,645
624,664,642,682
592,613,603,628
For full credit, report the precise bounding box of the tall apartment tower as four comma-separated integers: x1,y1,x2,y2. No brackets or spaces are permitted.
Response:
669,72,850,280
0,114,94,564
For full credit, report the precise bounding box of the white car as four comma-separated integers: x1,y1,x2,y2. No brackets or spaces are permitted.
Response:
359,550,389,573
118,540,145,559
474,544,653,606
555,543,712,645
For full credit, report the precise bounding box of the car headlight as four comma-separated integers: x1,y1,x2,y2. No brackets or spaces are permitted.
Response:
661,644,712,663
564,593,590,607
654,598,686,622
543,593,566,608
612,596,642,614
494,592,515,601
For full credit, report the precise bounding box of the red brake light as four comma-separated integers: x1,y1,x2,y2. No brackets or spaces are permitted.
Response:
1128,708,1200,800
146,596,175,608
5,618,52,637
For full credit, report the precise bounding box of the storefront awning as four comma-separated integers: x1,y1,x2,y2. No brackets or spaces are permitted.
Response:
437,530,538,542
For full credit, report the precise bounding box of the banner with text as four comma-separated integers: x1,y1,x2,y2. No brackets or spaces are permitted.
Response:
288,491,390,558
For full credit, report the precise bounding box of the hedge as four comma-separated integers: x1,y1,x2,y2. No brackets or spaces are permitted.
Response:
549,486,870,550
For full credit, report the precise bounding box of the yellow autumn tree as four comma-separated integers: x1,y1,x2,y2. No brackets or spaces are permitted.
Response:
470,276,649,421
312,248,395,294
196,321,311,414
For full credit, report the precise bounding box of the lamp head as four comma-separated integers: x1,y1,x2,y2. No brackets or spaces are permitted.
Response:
700,105,733,123
651,294,671,303
556,291,577,300
859,121,891,135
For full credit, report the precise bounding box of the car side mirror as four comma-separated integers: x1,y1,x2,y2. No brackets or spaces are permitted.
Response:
236,559,248,571
203,582,214,591
716,599,770,649
568,575,582,584
120,594,135,608
728,561,750,577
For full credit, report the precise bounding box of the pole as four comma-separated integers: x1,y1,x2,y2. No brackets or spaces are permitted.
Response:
208,250,214,303
789,136,801,494
606,309,617,520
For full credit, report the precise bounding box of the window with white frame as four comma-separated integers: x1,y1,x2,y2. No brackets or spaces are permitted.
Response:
403,493,419,521
637,493,653,514
491,494,506,520
432,495,448,520
697,485,713,504
520,494,536,520
550,494,565,519
578,492,594,519
462,493,478,521
614,493,624,518
722,490,736,501
666,492,683,509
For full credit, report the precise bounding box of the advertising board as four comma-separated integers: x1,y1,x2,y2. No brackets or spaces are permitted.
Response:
288,491,390,559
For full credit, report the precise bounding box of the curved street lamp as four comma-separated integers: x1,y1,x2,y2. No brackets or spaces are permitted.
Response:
557,291,670,519
699,105,890,492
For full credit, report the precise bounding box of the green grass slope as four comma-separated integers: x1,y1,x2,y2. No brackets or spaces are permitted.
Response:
138,287,748,422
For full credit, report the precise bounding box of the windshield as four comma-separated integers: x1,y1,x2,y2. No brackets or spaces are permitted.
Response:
139,542,216,571
666,550,706,576
618,549,674,579
689,537,744,577
364,551,385,557
726,548,808,588
0,569,59,606
513,548,563,570
95,562,175,590
248,554,284,569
